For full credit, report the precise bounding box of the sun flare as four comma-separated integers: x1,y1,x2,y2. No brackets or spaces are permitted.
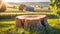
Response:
3,0,12,2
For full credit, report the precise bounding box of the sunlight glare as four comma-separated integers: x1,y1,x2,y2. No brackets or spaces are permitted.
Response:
3,0,15,2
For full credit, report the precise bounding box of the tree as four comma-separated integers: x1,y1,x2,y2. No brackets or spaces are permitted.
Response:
19,4,25,11
0,2,6,12
0,0,2,4
50,0,55,7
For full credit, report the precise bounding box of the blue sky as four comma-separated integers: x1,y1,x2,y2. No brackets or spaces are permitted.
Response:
3,0,50,2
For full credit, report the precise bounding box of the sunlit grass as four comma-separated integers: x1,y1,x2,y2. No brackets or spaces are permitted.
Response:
48,19,60,29
0,19,15,25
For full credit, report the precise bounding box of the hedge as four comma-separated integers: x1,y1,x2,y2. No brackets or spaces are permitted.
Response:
0,14,20,19
46,14,59,19
0,14,59,19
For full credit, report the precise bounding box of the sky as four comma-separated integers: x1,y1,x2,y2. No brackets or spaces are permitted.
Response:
3,0,50,2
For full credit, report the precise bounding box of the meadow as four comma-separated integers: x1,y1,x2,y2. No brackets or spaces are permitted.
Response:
0,2,60,34
0,18,60,34
0,11,60,34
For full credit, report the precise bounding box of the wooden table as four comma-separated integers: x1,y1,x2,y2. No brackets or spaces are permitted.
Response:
16,15,48,30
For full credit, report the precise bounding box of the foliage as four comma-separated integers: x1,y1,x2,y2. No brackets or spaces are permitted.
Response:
57,4,60,8
46,14,59,19
0,14,18,19
19,4,25,11
57,11,60,15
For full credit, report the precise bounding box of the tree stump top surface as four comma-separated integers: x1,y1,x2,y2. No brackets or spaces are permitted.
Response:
16,15,46,20
16,16,26,19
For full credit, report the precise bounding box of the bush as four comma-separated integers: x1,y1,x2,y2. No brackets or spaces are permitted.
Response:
0,3,6,12
57,4,60,8
19,4,25,11
46,14,59,19
57,11,60,16
0,14,22,19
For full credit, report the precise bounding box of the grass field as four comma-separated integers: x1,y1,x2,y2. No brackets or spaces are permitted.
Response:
0,18,60,34
0,8,60,34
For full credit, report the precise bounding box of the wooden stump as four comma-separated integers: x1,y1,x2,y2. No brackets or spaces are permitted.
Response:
15,15,48,31
16,16,26,28
24,16,41,30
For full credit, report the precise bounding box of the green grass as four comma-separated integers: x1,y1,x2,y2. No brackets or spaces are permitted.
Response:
0,12,60,34
0,19,60,34
48,19,60,29
0,5,60,34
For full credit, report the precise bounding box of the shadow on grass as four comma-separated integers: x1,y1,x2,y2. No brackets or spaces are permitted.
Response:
27,24,60,34
44,25,60,34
